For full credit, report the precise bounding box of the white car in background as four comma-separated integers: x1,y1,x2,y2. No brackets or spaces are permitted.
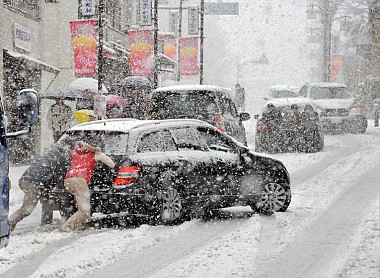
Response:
298,83,367,134
264,85,299,100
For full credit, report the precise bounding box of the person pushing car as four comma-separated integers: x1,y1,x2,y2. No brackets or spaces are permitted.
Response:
60,141,115,232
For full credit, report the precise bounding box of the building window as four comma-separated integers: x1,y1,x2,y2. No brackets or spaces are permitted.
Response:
4,0,40,20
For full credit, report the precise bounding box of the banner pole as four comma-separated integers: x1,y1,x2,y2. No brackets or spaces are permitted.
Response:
199,0,204,84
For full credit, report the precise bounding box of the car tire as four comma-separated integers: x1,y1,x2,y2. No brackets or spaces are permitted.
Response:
255,182,291,215
158,187,185,225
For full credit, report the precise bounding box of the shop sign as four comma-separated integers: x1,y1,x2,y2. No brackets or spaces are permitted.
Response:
82,0,96,16
180,37,199,76
188,6,199,35
140,0,152,26
169,11,179,34
14,23,32,52
129,29,154,76
70,20,98,77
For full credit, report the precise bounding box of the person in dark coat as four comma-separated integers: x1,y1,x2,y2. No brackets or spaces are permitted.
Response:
299,104,320,151
9,142,72,230
262,104,283,152
282,104,302,151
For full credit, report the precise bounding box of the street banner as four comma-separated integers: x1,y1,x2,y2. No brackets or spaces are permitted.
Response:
158,33,177,61
129,29,154,76
70,20,98,77
330,54,344,82
188,6,199,35
180,37,199,76
169,11,179,34
140,0,152,26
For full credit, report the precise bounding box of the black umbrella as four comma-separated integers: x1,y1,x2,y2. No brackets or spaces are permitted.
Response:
119,76,151,90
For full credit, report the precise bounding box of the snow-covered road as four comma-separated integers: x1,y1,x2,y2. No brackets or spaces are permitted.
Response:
1,124,379,278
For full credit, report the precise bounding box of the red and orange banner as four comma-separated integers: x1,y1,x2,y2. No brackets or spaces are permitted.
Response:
330,54,344,82
180,37,199,76
129,30,154,76
70,20,98,77
158,33,177,61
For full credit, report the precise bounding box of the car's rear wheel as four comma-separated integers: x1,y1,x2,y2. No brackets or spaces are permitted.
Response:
256,182,291,215
159,188,184,225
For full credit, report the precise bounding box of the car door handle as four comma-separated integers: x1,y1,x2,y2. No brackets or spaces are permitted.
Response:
177,157,189,162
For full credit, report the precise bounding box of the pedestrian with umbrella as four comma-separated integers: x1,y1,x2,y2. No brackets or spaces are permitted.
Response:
47,97,73,142
105,95,129,119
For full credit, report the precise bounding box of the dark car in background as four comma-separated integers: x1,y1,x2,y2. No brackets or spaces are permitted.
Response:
148,85,250,145
52,118,291,226
298,83,367,134
255,98,324,153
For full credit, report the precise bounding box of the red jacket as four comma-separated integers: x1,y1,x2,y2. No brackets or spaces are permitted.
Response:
65,145,96,182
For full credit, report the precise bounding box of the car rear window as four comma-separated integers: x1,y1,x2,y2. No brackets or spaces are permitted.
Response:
309,87,352,99
270,90,297,98
59,131,129,155
149,90,218,120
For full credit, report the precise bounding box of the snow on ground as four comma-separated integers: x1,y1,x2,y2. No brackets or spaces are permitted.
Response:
0,123,379,278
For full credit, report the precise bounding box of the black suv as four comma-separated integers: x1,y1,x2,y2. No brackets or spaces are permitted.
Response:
148,85,250,145
51,119,291,225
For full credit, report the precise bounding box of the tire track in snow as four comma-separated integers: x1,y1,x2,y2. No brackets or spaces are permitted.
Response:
88,219,248,278
255,163,379,278
252,134,380,277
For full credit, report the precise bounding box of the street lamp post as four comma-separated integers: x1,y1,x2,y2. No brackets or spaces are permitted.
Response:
199,0,205,84
307,1,351,82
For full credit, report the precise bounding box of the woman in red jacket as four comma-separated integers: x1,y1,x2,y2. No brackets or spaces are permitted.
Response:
60,141,115,232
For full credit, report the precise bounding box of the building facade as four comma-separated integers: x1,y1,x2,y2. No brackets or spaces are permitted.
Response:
2,0,136,163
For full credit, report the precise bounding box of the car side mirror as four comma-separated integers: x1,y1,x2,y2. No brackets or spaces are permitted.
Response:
254,114,259,120
18,89,39,126
239,112,250,121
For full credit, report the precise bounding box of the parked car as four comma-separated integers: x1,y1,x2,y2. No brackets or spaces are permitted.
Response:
263,85,299,100
50,118,291,226
255,98,324,153
148,85,250,145
298,83,367,134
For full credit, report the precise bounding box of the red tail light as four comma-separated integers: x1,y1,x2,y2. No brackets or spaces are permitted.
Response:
113,165,140,187
214,115,225,132
257,123,267,133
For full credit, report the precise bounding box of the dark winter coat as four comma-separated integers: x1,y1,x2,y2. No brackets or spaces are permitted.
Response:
300,110,319,130
262,106,283,131
282,109,301,130
20,145,71,191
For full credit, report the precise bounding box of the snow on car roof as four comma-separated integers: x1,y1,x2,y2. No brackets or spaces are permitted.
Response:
153,84,234,98
69,118,212,132
267,97,314,107
307,82,348,88
270,85,298,91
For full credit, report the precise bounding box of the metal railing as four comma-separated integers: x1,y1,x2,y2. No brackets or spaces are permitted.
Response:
4,0,40,20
